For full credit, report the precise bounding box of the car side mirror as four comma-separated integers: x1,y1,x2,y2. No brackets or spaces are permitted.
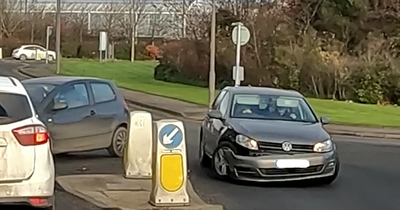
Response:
320,116,330,125
208,110,223,119
53,102,68,111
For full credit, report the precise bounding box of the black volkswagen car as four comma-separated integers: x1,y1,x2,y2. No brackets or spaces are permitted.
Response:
199,86,340,184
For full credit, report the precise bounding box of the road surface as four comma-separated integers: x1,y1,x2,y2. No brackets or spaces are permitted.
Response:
1,61,400,210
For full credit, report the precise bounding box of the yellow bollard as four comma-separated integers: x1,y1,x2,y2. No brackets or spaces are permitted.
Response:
149,119,189,207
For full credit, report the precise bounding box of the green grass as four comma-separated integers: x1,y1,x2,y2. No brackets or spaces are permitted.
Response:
61,58,400,127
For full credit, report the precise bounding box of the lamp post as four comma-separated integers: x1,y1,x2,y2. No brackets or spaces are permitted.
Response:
55,0,61,74
208,0,216,108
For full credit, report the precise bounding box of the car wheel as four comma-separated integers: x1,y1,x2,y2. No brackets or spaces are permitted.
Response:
212,141,238,179
48,55,54,62
107,126,128,157
316,159,340,186
199,131,211,167
19,54,27,61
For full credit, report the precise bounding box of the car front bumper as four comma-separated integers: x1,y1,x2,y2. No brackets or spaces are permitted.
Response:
224,150,338,182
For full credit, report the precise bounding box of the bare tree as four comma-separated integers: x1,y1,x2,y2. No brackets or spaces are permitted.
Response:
165,0,210,40
0,0,26,39
115,0,147,61
70,8,89,44
27,4,48,43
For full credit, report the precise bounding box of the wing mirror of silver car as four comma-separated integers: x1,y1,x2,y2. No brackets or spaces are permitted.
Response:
53,102,68,111
208,110,223,119
320,116,330,125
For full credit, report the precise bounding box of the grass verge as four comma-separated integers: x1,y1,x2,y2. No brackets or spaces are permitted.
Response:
61,59,400,127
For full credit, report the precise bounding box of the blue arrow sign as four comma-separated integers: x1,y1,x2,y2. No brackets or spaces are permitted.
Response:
158,124,183,149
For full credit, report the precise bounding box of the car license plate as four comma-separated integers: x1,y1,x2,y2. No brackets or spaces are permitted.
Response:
275,159,310,169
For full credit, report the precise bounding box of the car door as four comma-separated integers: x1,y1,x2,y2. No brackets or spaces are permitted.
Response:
23,46,36,59
203,90,227,154
35,46,47,59
88,81,119,148
209,92,230,150
46,82,98,153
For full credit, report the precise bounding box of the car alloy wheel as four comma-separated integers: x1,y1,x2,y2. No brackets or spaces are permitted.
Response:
213,147,230,176
108,126,128,157
48,55,54,62
115,130,127,155
20,54,27,61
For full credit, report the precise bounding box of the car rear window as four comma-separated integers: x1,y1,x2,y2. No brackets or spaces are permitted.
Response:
0,93,32,125
90,82,116,103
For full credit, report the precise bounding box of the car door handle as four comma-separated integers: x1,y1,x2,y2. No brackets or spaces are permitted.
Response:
90,110,96,115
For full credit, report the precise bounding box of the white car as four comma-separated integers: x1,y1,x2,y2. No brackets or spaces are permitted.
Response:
12,45,56,62
0,76,55,209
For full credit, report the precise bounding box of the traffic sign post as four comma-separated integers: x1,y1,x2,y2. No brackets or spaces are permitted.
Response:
232,66,244,81
149,119,189,207
231,22,250,86
45,26,53,64
123,111,153,179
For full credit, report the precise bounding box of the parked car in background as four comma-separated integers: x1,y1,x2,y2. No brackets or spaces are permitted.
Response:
12,45,56,61
199,86,340,185
22,76,130,157
0,76,55,209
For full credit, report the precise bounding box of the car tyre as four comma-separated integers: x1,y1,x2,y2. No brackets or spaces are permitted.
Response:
48,55,55,62
107,126,128,157
19,54,27,61
199,130,211,167
211,141,238,180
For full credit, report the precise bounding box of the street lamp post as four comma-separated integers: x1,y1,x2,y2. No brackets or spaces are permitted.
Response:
208,0,216,108
55,0,61,74
130,0,136,62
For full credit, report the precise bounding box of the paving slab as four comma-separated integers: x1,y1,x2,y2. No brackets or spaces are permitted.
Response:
56,174,223,210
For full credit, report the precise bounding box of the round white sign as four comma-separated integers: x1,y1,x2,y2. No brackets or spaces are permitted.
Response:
231,25,250,46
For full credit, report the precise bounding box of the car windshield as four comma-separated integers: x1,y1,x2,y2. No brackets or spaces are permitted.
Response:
230,94,318,123
23,83,57,107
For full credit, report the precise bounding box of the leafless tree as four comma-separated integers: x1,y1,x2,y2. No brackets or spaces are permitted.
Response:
114,0,147,61
70,8,89,44
27,4,48,43
164,0,210,40
0,0,26,39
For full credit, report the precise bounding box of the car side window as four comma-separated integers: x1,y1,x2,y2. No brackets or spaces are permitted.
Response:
218,93,230,116
36,46,45,51
24,47,35,50
212,91,227,110
54,83,89,109
90,82,116,103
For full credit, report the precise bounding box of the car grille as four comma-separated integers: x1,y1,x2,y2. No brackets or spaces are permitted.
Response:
258,142,314,153
259,165,324,176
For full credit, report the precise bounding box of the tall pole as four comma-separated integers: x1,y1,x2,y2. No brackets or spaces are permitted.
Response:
182,0,186,38
55,0,61,74
130,0,136,62
208,0,216,108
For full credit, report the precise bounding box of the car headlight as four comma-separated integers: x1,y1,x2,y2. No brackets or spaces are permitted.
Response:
313,139,333,152
236,135,258,150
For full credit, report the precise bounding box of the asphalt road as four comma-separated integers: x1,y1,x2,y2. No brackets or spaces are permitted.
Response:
1,61,400,210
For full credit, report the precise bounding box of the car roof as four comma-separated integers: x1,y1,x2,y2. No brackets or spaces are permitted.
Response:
22,76,112,86
0,76,29,96
20,45,42,48
224,86,303,98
